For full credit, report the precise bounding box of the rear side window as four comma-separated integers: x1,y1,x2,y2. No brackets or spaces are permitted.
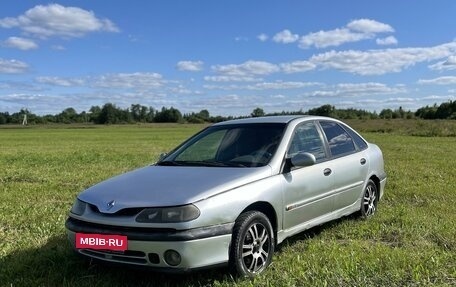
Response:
342,124,368,150
320,121,356,157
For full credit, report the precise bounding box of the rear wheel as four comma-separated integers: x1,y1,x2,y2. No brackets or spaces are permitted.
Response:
230,211,274,277
360,179,378,218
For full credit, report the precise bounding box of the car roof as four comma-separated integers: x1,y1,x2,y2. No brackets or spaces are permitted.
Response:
212,115,335,126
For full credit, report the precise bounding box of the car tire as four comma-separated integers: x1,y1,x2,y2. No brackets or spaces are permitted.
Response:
229,211,274,277
360,179,378,219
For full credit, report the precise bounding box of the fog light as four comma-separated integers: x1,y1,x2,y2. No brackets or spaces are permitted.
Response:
164,250,181,266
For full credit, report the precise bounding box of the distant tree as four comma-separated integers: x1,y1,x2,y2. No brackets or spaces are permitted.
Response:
251,107,265,117
415,104,437,119
184,109,211,123
98,103,132,124
56,107,78,123
435,100,456,119
130,104,149,122
155,107,182,123
0,112,9,124
146,106,156,122
379,109,393,119
307,104,335,117
209,115,231,123
197,109,210,121
42,114,56,123
89,106,101,122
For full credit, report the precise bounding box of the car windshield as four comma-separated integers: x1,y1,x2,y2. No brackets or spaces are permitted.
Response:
158,123,286,167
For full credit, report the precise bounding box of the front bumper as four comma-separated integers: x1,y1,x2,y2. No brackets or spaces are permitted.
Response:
66,217,233,271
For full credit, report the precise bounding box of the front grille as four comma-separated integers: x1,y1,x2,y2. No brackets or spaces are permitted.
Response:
79,249,161,265
80,249,148,265
67,217,176,234
88,203,144,216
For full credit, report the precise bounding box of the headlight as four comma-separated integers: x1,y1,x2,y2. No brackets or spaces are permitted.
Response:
70,198,87,215
135,204,200,223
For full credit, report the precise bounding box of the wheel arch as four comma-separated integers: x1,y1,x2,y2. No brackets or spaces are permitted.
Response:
369,174,381,199
239,201,278,244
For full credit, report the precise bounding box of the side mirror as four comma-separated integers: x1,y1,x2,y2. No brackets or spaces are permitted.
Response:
290,152,316,167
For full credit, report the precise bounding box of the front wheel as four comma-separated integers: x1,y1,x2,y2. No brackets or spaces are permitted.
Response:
230,211,274,277
360,179,378,219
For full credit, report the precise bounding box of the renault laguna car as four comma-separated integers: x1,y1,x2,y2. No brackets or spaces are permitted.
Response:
66,115,386,276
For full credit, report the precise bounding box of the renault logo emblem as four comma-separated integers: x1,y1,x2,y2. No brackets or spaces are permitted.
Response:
106,200,115,210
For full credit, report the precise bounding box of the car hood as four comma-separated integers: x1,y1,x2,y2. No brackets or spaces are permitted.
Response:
78,165,272,214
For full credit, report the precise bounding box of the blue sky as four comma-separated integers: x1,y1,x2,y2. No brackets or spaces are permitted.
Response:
1,1,455,116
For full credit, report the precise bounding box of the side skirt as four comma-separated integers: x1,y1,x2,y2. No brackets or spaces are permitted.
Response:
276,199,361,244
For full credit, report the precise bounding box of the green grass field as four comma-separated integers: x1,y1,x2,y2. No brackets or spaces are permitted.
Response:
1,122,455,286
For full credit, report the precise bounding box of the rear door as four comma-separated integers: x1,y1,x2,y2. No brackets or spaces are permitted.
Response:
319,121,369,211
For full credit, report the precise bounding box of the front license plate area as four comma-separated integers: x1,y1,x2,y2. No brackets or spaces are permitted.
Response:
76,233,128,251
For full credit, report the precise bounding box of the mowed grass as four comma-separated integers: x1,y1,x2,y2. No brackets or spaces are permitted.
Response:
0,122,455,286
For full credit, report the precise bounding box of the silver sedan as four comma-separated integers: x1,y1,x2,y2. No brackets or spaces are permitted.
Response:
66,115,386,276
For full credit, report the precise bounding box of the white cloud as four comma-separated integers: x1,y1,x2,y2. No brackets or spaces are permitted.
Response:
0,81,42,91
418,76,456,85
346,19,394,33
51,45,65,51
333,95,456,112
299,28,369,49
384,97,415,103
428,55,456,71
310,90,338,97
212,60,280,76
3,36,38,50
336,82,406,94
247,81,322,90
376,36,398,46
35,74,164,89
176,60,204,72
92,73,163,89
189,94,248,115
0,58,29,73
168,85,196,95
309,41,456,75
202,84,242,91
204,76,262,82
422,95,456,100
234,36,248,42
308,82,406,97
0,4,119,39
36,76,85,86
272,29,299,44
280,60,316,73
204,81,321,91
298,18,394,49
257,33,268,42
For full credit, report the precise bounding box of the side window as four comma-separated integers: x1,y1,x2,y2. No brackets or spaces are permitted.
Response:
288,122,326,161
320,121,356,157
342,124,368,150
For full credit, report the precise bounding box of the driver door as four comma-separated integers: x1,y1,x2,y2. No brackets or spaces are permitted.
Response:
281,121,334,231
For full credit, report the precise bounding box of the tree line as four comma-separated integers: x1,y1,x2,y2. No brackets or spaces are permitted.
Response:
0,101,455,125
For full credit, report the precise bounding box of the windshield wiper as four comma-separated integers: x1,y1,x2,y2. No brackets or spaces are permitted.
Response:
156,160,182,166
158,160,246,167
202,160,247,167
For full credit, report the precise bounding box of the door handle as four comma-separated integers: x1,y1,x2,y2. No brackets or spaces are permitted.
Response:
323,168,332,176
360,158,366,165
